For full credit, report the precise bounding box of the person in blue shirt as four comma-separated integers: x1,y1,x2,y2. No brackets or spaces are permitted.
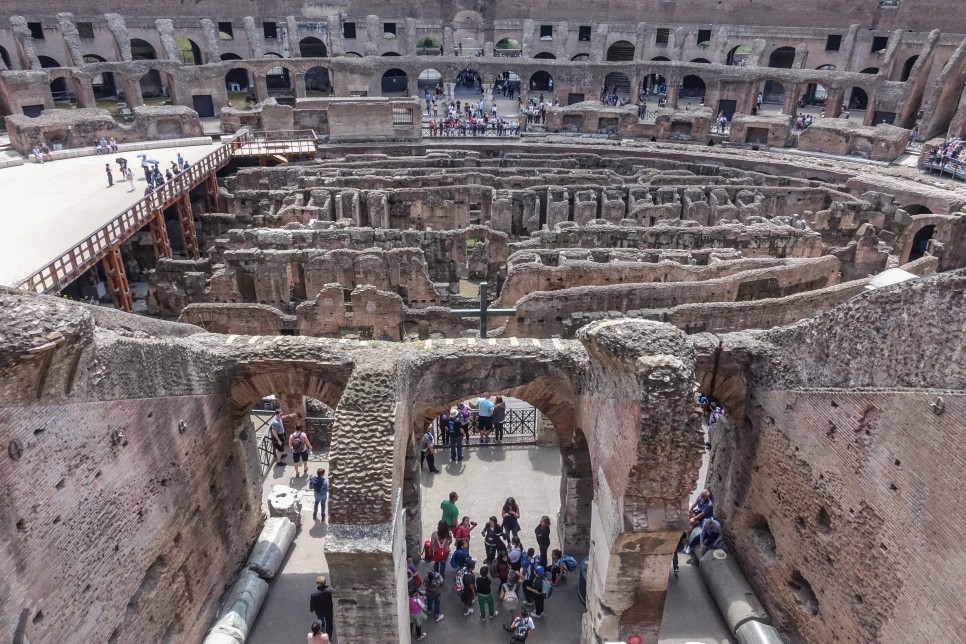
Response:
685,518,724,555
477,396,495,444
688,490,714,528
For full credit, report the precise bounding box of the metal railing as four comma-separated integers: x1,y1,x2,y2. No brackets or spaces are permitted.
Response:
252,409,278,475
433,408,538,444
17,130,250,295
918,152,966,181
234,129,318,157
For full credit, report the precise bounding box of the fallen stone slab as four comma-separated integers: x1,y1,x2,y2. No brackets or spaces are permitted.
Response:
202,569,269,644
267,484,302,527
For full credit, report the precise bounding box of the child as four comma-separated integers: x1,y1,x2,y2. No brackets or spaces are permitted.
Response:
425,569,444,623
409,589,428,640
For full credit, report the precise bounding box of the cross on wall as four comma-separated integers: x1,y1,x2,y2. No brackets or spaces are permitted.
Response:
449,281,516,339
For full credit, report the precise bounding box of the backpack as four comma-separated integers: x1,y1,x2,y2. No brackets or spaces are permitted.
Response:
291,433,305,452
450,548,467,570
501,584,519,608
511,624,530,642
560,555,578,572
453,567,467,592
519,552,531,572
542,577,553,598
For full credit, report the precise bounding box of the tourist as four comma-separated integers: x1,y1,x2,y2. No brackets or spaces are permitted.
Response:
125,167,135,192
477,395,494,443
441,491,460,529
502,607,535,642
270,409,298,466
688,489,714,528
520,547,535,582
409,588,428,640
170,160,181,175
501,497,521,539
686,517,724,555
165,169,174,182
495,551,511,585
288,424,312,476
307,621,330,644
177,152,189,170
430,520,453,575
455,403,470,445
448,407,467,461
309,576,334,639
523,566,547,618
425,569,445,623
476,564,499,622
454,515,477,552
460,560,477,616
309,468,328,521
105,163,113,187
420,426,439,472
534,516,551,567
548,549,567,585
508,537,523,573
31,146,44,163
40,144,53,162
438,409,450,446
481,515,507,564
451,538,470,571
500,569,520,610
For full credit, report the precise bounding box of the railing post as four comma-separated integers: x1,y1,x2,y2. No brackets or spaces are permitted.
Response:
101,247,133,313
206,173,222,212
176,194,200,259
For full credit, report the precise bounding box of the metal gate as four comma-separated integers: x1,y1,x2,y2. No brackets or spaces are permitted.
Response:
251,409,277,475
433,407,538,445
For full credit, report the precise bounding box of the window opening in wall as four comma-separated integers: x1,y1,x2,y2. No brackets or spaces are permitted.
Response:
656,28,670,46
392,107,414,126
218,22,234,39
384,23,397,38
579,26,591,42
263,22,278,39
871,36,888,53
76,22,94,40
28,22,45,39
825,34,842,51
343,22,357,39
697,29,712,45
540,25,553,40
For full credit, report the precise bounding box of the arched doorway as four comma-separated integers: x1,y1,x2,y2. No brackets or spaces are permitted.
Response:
305,66,331,96
902,204,932,215
681,75,706,106
899,55,918,82
495,38,522,57
530,70,553,93
175,37,202,65
40,56,68,102
455,69,482,99
418,69,443,95
130,38,157,61
225,67,252,104
572,53,590,62
299,36,327,58
768,46,796,69
265,60,293,97
690,58,711,64
908,225,935,261
847,87,869,112
534,52,556,60
860,67,880,75
139,69,172,101
603,72,631,101
85,55,117,99
726,44,753,66
606,40,635,62
642,72,667,100
381,68,408,95
759,79,786,111
417,36,442,55
494,70,520,99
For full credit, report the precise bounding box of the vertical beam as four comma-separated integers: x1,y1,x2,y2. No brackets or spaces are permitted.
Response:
176,194,200,258
479,280,490,339
149,208,172,258
101,247,133,312
206,173,222,212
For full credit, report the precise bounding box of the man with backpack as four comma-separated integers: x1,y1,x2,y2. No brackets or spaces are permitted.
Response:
288,424,312,477
270,409,298,467
309,468,328,521
420,428,440,473
502,607,535,642
524,566,548,618
458,560,477,616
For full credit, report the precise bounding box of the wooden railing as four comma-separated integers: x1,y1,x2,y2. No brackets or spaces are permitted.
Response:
17,131,251,295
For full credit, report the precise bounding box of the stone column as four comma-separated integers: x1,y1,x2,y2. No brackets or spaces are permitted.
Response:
294,72,307,98
201,19,220,63
522,19,536,58
405,18,417,55
155,19,180,61
825,87,845,118
56,13,84,67
105,13,134,62
593,24,608,63
118,74,143,107
9,16,41,70
327,15,344,57
243,17,266,58
666,76,680,109
73,78,97,107
286,16,300,56
792,43,809,69
253,73,269,103
634,23,648,62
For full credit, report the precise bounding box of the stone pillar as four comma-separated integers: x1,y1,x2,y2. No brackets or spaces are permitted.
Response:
364,15,380,57
840,24,861,71
593,24,608,63
825,87,845,118
792,43,809,69
443,27,453,57
405,18,417,55
253,73,269,103
286,16,300,56
244,17,266,58
782,85,800,116
201,19,220,63
56,13,84,67
555,21,569,59
522,19,535,58
634,22,648,62
105,13,133,62
9,16,41,70
119,74,143,107
73,78,97,107
327,15,344,57
156,19,180,61
666,77,680,109
294,72,307,98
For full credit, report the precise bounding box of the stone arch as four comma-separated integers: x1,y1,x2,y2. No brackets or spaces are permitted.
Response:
221,53,242,61
299,36,327,58
39,56,67,99
726,43,753,66
225,67,252,98
130,38,157,61
572,53,590,62
495,38,522,57
265,59,293,96
418,68,443,94
651,56,671,62
225,360,353,422
681,74,707,102
455,68,482,96
381,52,401,57
690,57,711,64
534,52,556,60
604,71,631,98
530,70,553,93
381,68,408,95
902,204,932,215
495,69,521,97
607,40,635,62
848,86,870,111
768,46,796,69
139,68,174,100
175,37,203,65
804,65,834,107
305,66,331,95
899,55,919,82
860,67,880,75
84,55,117,99
759,77,786,108
345,51,362,58
907,224,936,262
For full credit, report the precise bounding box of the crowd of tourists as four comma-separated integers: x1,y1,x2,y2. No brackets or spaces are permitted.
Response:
927,137,966,168
404,490,578,641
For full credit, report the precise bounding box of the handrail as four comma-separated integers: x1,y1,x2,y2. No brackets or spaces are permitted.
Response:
16,131,251,295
